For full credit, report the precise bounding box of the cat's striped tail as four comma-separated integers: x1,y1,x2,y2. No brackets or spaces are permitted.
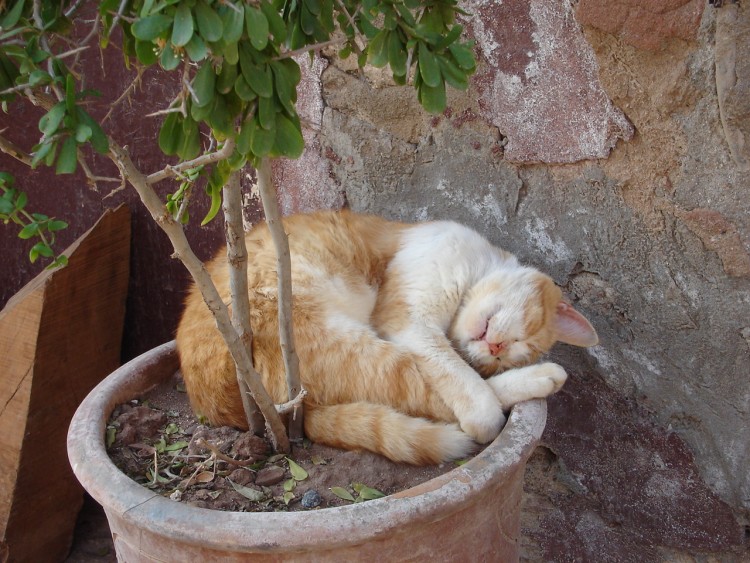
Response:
303,402,476,465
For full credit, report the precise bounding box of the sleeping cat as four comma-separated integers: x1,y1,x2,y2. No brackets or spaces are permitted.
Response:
176,210,598,465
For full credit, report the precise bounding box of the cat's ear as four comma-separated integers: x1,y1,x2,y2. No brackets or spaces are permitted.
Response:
554,302,599,347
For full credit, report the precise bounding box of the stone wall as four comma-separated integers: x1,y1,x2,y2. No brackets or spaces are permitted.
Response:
273,0,749,557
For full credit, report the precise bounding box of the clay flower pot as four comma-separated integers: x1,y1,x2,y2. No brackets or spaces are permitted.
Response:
67,341,546,561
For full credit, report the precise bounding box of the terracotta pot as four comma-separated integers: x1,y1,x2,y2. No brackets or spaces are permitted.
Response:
68,341,546,561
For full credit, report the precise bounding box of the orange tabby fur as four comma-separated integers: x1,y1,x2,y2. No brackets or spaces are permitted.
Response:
176,210,597,464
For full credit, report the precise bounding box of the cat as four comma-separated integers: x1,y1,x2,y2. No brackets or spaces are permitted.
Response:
176,210,598,465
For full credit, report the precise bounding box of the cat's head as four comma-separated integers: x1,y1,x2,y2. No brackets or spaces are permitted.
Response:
449,268,598,377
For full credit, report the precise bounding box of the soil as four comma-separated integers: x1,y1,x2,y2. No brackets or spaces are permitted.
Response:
105,370,466,513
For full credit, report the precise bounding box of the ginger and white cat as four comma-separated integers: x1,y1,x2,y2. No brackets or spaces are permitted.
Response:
176,210,598,465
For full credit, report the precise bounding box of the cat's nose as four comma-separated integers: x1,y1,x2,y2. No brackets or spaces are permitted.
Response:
488,341,507,356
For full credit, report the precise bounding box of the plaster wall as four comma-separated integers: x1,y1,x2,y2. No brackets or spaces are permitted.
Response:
273,0,750,557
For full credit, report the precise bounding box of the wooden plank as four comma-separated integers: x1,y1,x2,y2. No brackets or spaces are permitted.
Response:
0,205,131,562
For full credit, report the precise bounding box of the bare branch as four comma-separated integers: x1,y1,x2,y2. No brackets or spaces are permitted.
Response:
145,140,235,184
256,158,304,442
0,134,34,166
223,170,265,435
275,38,342,60
276,389,307,416
108,142,290,453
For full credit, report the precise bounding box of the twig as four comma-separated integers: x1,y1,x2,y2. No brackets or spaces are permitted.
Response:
256,158,304,442
145,140,235,184
194,438,258,467
275,38,342,60
0,134,34,166
276,389,308,417
79,156,121,191
108,0,130,39
103,66,145,122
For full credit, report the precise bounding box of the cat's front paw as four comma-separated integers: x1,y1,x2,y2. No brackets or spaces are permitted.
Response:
487,362,568,409
456,393,506,444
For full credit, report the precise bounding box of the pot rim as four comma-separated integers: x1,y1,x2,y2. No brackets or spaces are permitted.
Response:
67,340,546,553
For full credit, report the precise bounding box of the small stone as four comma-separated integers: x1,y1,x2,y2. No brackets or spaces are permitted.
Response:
300,490,322,509
255,465,286,487
228,468,254,486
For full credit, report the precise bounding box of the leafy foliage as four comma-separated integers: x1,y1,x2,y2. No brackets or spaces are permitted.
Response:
0,172,68,267
0,0,476,263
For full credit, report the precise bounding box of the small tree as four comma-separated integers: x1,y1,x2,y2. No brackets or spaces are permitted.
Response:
0,0,476,452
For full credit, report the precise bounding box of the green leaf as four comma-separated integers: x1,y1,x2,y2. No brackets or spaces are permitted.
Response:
48,220,68,232
438,55,468,90
160,45,181,70
271,60,296,115
272,113,304,159
184,33,208,61
234,75,256,101
76,108,110,154
300,3,316,35
367,30,389,68
282,491,295,505
39,103,66,137
387,31,407,77
55,136,78,174
135,39,159,65
418,43,441,88
106,426,116,448
29,242,53,263
259,0,286,42
201,181,222,226
195,1,224,42
286,458,308,481
258,94,275,130
221,4,245,43
283,478,296,492
158,112,181,155
224,40,239,65
228,479,267,501
206,95,233,138
65,74,77,115
250,117,275,157
448,43,476,71
1,0,26,29
236,117,254,154
352,483,385,500
178,117,201,160
330,487,355,502
191,61,215,107
245,61,273,99
18,223,39,240
74,123,92,143
217,62,238,94
245,7,269,51
132,14,172,41
172,4,194,47
418,80,446,114
164,440,189,452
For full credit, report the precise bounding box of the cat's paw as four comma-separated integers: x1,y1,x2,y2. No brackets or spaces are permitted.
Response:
455,393,506,444
487,362,568,409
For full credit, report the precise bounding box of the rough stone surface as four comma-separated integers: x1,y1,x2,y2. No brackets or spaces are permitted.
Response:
575,0,704,50
715,2,750,171
277,0,750,558
464,0,634,163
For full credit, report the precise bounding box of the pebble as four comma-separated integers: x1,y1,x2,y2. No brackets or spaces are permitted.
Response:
300,489,322,509
255,465,285,486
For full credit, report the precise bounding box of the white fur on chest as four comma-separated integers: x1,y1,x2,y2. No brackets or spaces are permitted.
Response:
390,221,515,328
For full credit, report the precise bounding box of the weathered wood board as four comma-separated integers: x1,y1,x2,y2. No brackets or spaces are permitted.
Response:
0,205,130,562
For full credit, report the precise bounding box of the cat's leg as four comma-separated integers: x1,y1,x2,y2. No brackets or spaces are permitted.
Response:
486,362,567,410
391,327,506,444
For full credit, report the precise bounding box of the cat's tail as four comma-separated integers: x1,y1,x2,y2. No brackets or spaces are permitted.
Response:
304,402,475,465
